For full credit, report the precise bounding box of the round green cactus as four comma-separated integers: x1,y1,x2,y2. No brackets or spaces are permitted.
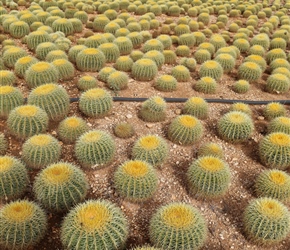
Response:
249,45,266,57
255,169,290,202
229,102,252,116
25,61,59,89
132,59,158,81
51,18,73,36
270,58,290,72
268,116,290,135
198,43,215,56
266,73,290,94
45,49,68,62
218,110,254,143
214,53,235,73
272,67,290,79
113,37,133,55
187,156,231,198
28,83,70,121
107,71,128,91
14,56,38,79
76,48,106,72
180,58,196,72
104,22,120,35
61,199,128,250
168,115,204,145
35,42,57,60
144,50,165,70
52,59,75,80
22,134,61,169
263,102,286,120
79,88,113,118
92,15,110,32
142,39,164,53
33,161,88,211
2,47,28,69
270,38,287,50
163,50,177,64
243,197,290,245
156,35,172,50
250,33,270,50
132,135,168,167
266,48,287,64
178,33,195,48
114,122,135,139
238,62,262,82
244,55,267,72
9,20,30,38
0,70,16,86
171,65,190,82
194,49,211,64
0,156,29,201
209,34,226,51
233,80,250,94
259,132,290,170
154,75,177,92
98,67,116,83
114,56,133,72
183,97,208,120
98,43,120,63
175,45,190,57
26,30,51,51
127,32,143,49
77,75,98,91
68,45,87,63
7,105,49,139
0,200,47,250
194,77,217,94
75,130,115,169
198,142,224,159
139,96,167,122
57,116,89,144
114,160,158,202
199,60,223,80
233,38,250,53
0,86,24,118
149,202,207,250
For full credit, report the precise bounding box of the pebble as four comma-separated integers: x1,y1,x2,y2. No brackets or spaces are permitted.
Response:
175,109,182,115
146,123,153,128
126,114,132,119
257,116,264,120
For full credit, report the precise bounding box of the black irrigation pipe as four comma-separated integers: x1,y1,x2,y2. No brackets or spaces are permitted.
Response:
68,97,290,105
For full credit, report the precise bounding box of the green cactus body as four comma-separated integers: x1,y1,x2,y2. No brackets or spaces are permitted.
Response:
79,88,113,118
149,202,207,250
70,18,83,33
209,34,226,51
175,45,190,57
244,55,267,72
126,32,143,49
54,37,72,51
98,67,116,83
35,42,57,60
266,73,290,94
233,80,250,94
272,67,290,79
76,48,105,72
107,71,128,91
14,56,38,79
52,59,75,80
264,102,286,120
266,48,287,64
270,58,290,71
233,38,250,53
75,130,115,169
238,62,262,82
26,30,51,51
114,160,158,201
0,156,29,200
46,49,68,62
218,111,254,143
255,169,290,202
163,50,177,64
249,45,266,57
3,47,28,69
33,162,88,211
144,50,165,70
0,133,7,155
142,39,164,53
98,43,120,63
0,86,24,118
114,56,133,72
199,60,223,80
68,45,87,63
77,75,98,91
93,16,110,32
114,122,135,139
194,77,217,94
168,115,204,145
180,58,196,72
28,83,70,121
243,197,290,245
270,38,287,50
250,33,270,50
268,116,290,135
22,134,61,169
156,35,172,50
198,43,215,56
198,142,224,159
139,96,167,122
154,75,177,92
132,59,158,81
0,70,16,86
229,103,252,116
61,199,128,249
0,200,47,250
214,53,235,73
187,156,231,198
259,132,290,170
132,135,168,166
171,65,190,82
183,97,208,120
194,49,211,64
7,105,49,139
113,37,133,55
25,62,59,89
178,33,195,48
51,18,73,36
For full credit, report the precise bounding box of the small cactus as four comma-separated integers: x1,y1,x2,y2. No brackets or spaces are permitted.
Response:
114,160,158,202
114,122,135,139
199,60,223,80
2,47,28,69
182,97,209,120
57,116,89,144
68,45,87,63
26,30,51,51
218,111,254,143
61,199,128,250
214,53,235,73
163,50,177,64
14,56,38,79
154,75,177,92
0,156,29,201
9,21,30,38
76,48,106,72
107,71,129,91
132,59,158,81
244,55,267,72
33,162,89,211
187,156,231,198
180,58,196,72
35,42,57,60
0,200,47,250
168,115,204,145
149,202,207,250
233,38,250,53
263,102,286,120
229,103,252,116
259,132,290,170
7,105,49,139
171,65,190,82
194,49,211,64
255,169,290,202
22,134,61,169
233,80,250,94
268,116,290,135
0,86,24,118
52,59,75,80
75,130,115,169
266,48,286,64
144,50,165,69
45,49,68,62
97,67,116,83
113,37,133,55
28,83,70,121
142,39,164,53
197,142,224,159
139,96,167,122
238,62,262,82
0,70,16,86
132,135,168,167
243,197,290,245
266,73,290,94
79,88,113,118
194,77,217,94
51,18,74,36
77,75,98,91
114,56,133,72
209,34,226,51
98,43,120,63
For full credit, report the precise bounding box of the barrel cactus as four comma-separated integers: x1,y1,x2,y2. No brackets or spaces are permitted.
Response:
139,96,167,122
132,59,158,81
0,133,7,155
171,65,190,82
199,60,223,80
107,71,129,91
113,36,133,55
194,77,217,94
0,70,16,86
229,103,252,116
266,73,290,94
114,160,158,202
143,39,164,53
238,62,262,82
114,122,135,139
0,86,24,118
197,142,224,159
182,97,209,120
2,47,28,69
154,75,177,92
233,80,250,94
214,53,235,73
268,116,290,135
75,130,115,169
77,75,98,91
51,59,75,80
263,102,286,120
26,30,51,51
9,20,30,38
46,49,68,62
98,43,120,63
51,18,74,36
14,56,38,78
114,56,133,72
76,48,106,72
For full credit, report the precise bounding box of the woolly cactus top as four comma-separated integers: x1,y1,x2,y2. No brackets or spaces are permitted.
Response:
81,130,104,143
53,59,68,66
83,88,107,99
30,62,51,72
34,83,57,95
276,117,290,125
6,47,22,53
82,48,99,55
0,156,13,172
257,198,287,219
3,201,35,223
0,85,14,94
203,61,219,69
42,163,73,185
243,62,260,70
198,156,224,172
122,161,149,177
267,103,284,112
16,105,38,117
63,117,82,128
29,134,53,146
17,56,35,64
138,59,155,66
268,133,290,146
179,115,198,128
269,171,287,186
0,70,11,77
228,112,248,124
188,97,205,104
138,135,161,150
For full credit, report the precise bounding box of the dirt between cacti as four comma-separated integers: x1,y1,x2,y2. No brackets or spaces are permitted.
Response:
1,6,290,250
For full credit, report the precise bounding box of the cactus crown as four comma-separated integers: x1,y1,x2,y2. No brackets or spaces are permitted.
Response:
269,171,287,185
42,163,72,185
161,204,195,229
179,115,197,128
82,131,102,143
269,133,290,146
122,161,149,177
17,56,34,64
4,201,34,222
64,117,81,128
257,199,285,219
198,156,223,172
83,48,99,55
204,61,219,69
0,156,13,172
83,88,106,99
33,83,57,95
228,112,247,123
30,62,50,72
16,105,37,117
0,85,14,94
139,135,160,150
76,202,112,232
29,134,52,146
189,97,204,104
245,62,260,69
277,117,290,125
